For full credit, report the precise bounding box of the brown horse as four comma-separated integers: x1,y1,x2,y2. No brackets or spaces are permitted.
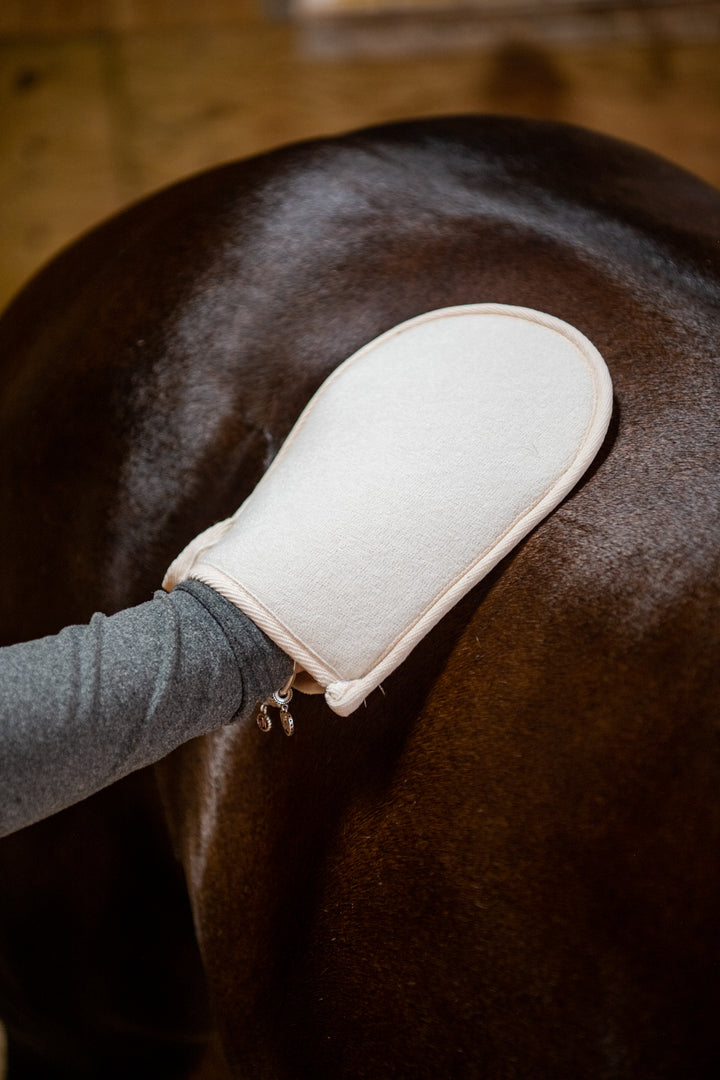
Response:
0,116,719,1079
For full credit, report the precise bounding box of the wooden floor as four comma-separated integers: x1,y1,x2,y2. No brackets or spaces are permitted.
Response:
0,1,719,310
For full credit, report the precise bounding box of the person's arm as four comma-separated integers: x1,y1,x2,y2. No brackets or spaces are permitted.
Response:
0,580,293,837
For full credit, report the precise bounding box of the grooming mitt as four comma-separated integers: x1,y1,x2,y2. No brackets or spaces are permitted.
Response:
164,304,613,716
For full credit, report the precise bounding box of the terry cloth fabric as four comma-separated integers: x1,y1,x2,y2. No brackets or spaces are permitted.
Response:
164,304,613,716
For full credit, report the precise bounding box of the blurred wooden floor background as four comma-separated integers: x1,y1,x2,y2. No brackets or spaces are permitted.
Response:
1,1,719,311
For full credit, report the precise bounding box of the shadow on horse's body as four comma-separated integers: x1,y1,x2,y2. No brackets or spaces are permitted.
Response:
0,116,719,1079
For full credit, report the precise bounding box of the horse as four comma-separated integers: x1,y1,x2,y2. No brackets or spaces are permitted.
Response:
0,115,719,1079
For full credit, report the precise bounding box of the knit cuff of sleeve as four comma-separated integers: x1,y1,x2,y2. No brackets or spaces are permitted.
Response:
172,580,294,722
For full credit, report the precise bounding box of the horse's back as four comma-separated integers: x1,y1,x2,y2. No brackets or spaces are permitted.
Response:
1,116,719,1078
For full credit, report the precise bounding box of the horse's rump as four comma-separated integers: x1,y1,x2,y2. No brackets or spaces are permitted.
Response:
0,116,719,1078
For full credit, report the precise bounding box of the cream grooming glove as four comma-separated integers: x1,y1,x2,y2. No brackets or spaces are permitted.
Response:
164,304,613,716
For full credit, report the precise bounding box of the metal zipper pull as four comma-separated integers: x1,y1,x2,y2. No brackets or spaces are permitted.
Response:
257,687,294,736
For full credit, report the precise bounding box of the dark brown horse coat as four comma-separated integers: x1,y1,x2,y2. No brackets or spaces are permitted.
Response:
0,116,719,1079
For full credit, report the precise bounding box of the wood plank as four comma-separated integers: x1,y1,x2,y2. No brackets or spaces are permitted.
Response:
0,37,122,305
0,0,258,34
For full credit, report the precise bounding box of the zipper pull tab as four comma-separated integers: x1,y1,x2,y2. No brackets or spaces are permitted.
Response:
257,687,294,736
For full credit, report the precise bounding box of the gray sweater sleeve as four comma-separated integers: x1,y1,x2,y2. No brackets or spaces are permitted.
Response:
0,580,294,837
